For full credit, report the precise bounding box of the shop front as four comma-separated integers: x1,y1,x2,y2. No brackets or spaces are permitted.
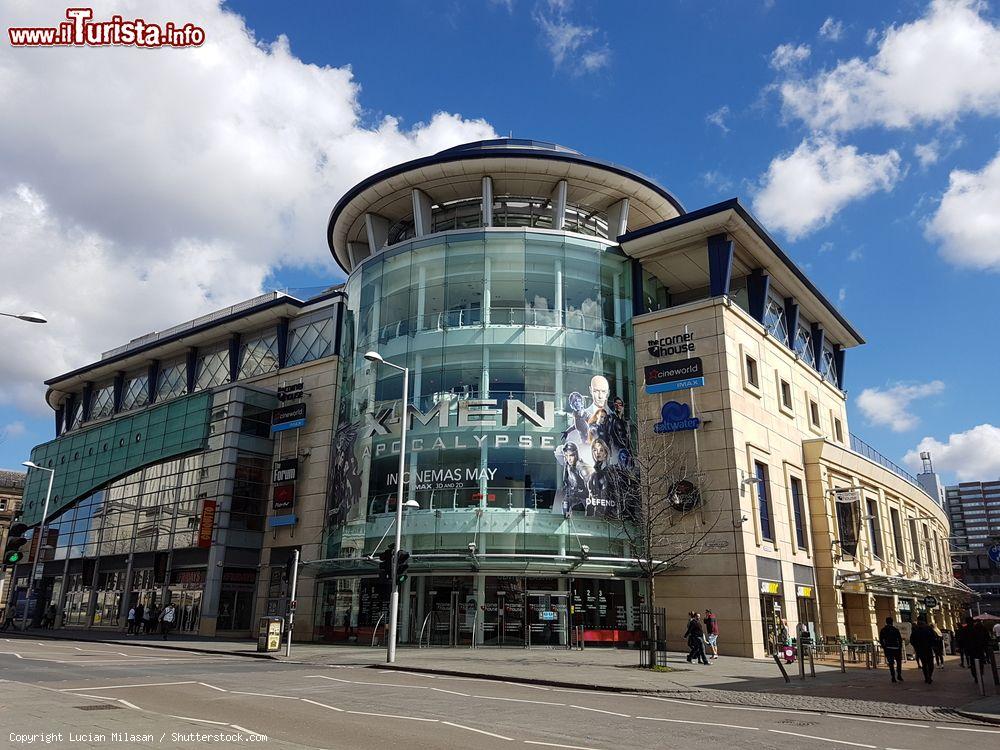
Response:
759,580,784,654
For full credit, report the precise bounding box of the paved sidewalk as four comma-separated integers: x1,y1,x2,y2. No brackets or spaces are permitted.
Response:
8,627,998,724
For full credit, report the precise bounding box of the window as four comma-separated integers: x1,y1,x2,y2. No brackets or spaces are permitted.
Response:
889,507,904,561
157,359,187,401
821,341,838,386
90,383,115,420
287,316,336,366
195,345,230,391
779,379,793,411
755,462,773,542
835,498,859,558
239,329,279,379
908,518,922,567
866,498,882,559
745,354,759,389
0,498,6,511
809,399,821,429
120,372,149,412
763,295,788,343
834,417,844,443
794,323,815,367
790,477,807,549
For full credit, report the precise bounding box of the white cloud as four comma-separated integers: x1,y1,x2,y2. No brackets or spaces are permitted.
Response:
837,287,847,305
701,170,733,193
706,105,731,134
752,137,902,238
904,424,1000,480
819,17,845,41
0,1,496,408
856,380,945,432
914,140,941,168
534,0,609,73
818,241,834,253
925,149,1000,271
781,0,1000,131
1,421,26,439
847,247,863,261
770,43,811,71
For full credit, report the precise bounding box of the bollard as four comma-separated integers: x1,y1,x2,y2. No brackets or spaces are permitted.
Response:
991,649,999,687
839,645,846,673
799,645,806,680
808,646,816,678
773,653,790,683
977,659,987,697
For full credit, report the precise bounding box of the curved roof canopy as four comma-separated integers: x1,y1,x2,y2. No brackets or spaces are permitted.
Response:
327,138,685,273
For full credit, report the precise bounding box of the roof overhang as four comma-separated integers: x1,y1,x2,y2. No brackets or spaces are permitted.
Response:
841,573,977,601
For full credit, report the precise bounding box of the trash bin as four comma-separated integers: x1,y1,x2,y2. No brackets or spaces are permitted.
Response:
258,616,283,653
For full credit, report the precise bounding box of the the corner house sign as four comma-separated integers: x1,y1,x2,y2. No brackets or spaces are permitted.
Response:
648,332,695,358
653,401,700,433
644,357,704,394
271,403,307,433
278,382,304,402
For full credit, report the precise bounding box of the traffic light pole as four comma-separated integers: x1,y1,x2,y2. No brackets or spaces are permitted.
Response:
22,466,54,631
285,547,299,658
387,365,409,664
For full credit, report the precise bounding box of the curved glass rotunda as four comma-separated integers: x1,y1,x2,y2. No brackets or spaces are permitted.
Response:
319,139,684,645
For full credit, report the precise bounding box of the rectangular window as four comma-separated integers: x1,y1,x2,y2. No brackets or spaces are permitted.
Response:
239,329,279,379
763,295,788,343
745,354,759,389
156,359,188,401
0,498,6,511
120,372,149,412
809,399,820,428
866,498,882,559
908,518,922,567
794,323,815,367
780,379,793,410
834,417,844,443
790,477,807,549
755,462,773,542
890,508,905,561
821,341,838,386
196,345,230,391
287,316,336,366
90,383,115,420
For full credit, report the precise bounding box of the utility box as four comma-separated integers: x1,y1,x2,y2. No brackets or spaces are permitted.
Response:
258,616,283,652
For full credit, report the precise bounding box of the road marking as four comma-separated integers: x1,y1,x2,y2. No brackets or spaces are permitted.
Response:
166,715,230,726
524,742,607,750
346,710,438,722
197,682,228,692
472,695,565,706
229,724,266,738
569,705,630,717
642,696,710,707
307,675,352,683
504,681,551,691
549,688,622,697
61,681,196,692
441,721,514,741
826,714,928,728
936,726,1000,734
301,699,345,712
712,705,815,715
768,730,876,748
431,687,471,696
637,717,759,731
230,691,298,699
116,699,144,711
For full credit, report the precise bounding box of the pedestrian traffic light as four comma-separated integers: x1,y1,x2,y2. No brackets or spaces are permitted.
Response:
378,545,395,581
3,523,29,566
395,549,410,585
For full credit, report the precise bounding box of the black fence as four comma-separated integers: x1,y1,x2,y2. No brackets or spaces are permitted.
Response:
637,606,667,668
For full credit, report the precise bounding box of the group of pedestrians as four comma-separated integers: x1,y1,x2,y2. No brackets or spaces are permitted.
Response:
684,609,719,665
879,613,997,685
125,601,177,639
955,615,997,685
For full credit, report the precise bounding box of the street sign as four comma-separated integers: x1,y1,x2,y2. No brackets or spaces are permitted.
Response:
988,544,1000,565
922,596,938,609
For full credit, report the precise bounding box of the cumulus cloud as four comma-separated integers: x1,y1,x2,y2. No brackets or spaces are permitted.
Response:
706,105,731,134
1,421,26,439
752,137,902,238
780,0,1000,131
856,380,945,432
818,17,845,41
0,1,496,408
770,43,811,71
904,424,1000,481
701,170,733,193
925,149,1000,271
534,0,610,73
914,140,941,168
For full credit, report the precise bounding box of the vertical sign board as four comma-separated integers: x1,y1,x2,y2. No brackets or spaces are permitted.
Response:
272,483,295,511
271,403,307,433
644,357,705,394
198,499,217,549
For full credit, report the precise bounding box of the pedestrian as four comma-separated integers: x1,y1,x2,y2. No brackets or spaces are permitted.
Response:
684,612,710,665
909,615,940,684
133,602,144,635
878,616,904,683
143,605,155,635
930,622,945,667
44,604,57,629
704,608,719,659
159,602,176,640
956,619,969,667
126,605,136,634
777,618,789,649
993,620,1000,642
964,618,991,684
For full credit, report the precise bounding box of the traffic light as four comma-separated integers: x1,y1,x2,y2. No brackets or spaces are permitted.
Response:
3,523,29,566
378,544,395,581
395,549,410,585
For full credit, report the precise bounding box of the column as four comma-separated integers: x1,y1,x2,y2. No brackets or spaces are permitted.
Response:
481,176,493,227
707,234,734,298
118,552,135,626
555,259,564,328
483,256,491,325
416,266,427,331
479,346,490,509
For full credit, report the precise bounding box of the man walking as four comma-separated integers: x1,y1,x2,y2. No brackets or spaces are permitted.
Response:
159,602,177,640
909,615,940,684
126,605,136,634
133,602,144,636
684,612,710,665
879,616,904,683
703,609,719,659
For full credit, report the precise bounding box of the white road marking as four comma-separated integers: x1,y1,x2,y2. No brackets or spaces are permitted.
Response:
936,726,1000,734
117,699,144,711
642,696,710,707
346,710,438,722
472,695,565,706
768,729,876,748
569,705,630,717
230,691,298,699
229,724,266,738
712,705,816,715
166,715,230,726
504,681,551,691
197,682,228,692
301,699,345,712
430,687,471,696
441,721,514,741
61,680,196,691
826,714,928,728
307,675,352,683
636,716,759,731
524,742,607,750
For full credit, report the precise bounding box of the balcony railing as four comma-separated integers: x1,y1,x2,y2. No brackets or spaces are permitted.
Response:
849,433,934,500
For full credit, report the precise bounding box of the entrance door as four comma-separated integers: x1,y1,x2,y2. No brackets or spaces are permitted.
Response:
527,592,568,648
796,596,817,642
760,594,783,654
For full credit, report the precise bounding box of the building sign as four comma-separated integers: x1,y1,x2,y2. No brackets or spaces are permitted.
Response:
647,332,696,358
273,458,298,484
796,586,814,599
271,403,307,433
197,499,217,549
653,401,700,433
278,382,304,402
269,514,297,528
272,483,295,511
644,357,704,394
760,581,781,595
834,490,860,557
922,596,938,609
988,544,1000,564
667,479,701,512
171,568,207,586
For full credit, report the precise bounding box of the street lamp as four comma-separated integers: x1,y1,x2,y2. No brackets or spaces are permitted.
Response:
1,311,47,324
364,350,410,664
20,460,55,629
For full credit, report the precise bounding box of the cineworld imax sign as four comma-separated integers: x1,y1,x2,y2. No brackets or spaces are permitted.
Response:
361,398,557,457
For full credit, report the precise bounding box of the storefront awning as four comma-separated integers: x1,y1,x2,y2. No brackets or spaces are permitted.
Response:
840,574,977,602
303,553,647,579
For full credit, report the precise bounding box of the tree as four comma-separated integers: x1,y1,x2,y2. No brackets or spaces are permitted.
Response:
607,431,723,667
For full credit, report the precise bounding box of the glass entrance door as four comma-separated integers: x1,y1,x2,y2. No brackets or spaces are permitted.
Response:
760,593,783,654
527,591,568,647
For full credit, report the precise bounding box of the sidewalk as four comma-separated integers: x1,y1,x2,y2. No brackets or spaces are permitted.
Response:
8,627,998,724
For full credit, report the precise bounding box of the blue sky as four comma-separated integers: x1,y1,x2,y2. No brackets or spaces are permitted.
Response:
1,0,998,483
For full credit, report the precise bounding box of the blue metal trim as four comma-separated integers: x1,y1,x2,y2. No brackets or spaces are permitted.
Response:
276,318,289,369
707,234,734,298
834,344,845,389
269,514,298,528
631,257,645,316
619,199,864,345
811,323,825,373
747,268,770,324
81,382,93,422
228,334,241,383
147,360,160,405
63,393,77,430
54,406,64,437
186,348,198,394
333,298,344,356
784,297,799,349
112,372,125,413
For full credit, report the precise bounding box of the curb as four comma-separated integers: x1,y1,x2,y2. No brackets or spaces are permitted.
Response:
5,630,277,661
955,710,1000,726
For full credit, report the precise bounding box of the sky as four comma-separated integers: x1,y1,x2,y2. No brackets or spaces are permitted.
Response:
0,0,998,485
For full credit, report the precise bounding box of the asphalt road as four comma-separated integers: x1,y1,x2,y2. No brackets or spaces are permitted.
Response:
1,637,997,750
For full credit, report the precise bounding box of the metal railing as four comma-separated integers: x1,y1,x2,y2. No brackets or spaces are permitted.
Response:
849,433,935,500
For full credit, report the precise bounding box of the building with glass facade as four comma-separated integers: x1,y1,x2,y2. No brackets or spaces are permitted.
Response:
14,138,972,654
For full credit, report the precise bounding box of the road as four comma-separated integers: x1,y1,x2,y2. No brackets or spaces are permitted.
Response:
1,637,997,749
